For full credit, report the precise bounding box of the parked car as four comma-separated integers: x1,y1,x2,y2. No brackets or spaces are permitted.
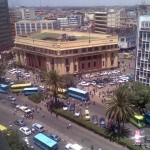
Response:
69,104,75,113
47,133,61,142
99,117,106,128
79,81,89,86
19,127,32,135
10,101,19,108
85,109,90,121
97,83,104,88
6,96,16,101
92,115,98,125
14,119,26,127
74,111,80,117
144,135,150,148
63,103,68,111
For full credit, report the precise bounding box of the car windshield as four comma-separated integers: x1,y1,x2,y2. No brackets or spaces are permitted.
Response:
26,129,30,132
40,126,43,129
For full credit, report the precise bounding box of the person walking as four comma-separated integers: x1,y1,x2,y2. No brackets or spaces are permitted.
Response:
42,114,45,118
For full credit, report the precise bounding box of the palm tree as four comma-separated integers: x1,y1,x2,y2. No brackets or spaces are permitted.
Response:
62,73,74,89
105,86,134,136
43,70,63,108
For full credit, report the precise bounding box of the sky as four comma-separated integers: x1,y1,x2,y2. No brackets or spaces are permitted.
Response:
8,0,148,7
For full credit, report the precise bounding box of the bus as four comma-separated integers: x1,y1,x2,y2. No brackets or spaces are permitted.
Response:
68,87,90,101
145,111,150,125
49,87,68,99
130,114,146,128
11,83,32,92
24,87,42,96
0,83,9,94
34,133,58,150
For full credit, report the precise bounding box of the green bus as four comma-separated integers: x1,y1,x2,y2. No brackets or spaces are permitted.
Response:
11,83,32,92
130,114,146,128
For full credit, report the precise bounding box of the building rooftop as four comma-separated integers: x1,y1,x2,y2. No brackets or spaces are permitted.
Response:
16,20,57,23
15,30,118,51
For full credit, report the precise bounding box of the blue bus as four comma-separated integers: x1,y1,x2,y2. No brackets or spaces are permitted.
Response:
68,87,90,101
0,83,9,94
24,87,41,96
34,133,58,150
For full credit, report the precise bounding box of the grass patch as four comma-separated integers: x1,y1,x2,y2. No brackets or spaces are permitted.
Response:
28,94,44,103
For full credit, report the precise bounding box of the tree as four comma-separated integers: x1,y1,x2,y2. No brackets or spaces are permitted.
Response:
105,86,134,137
128,82,150,114
43,70,63,108
2,129,30,150
62,74,74,89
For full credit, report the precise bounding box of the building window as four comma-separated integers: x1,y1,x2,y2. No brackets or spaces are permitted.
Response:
103,61,105,66
88,56,91,60
73,49,78,54
94,47,98,51
74,65,77,71
81,57,85,61
102,46,106,50
111,60,114,66
88,48,92,52
66,66,70,72
94,62,96,67
93,55,97,59
82,48,86,52
66,59,69,65
82,63,84,69
111,53,114,58
88,62,90,68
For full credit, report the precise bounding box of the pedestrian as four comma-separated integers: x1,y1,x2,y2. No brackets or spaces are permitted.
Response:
56,113,58,118
2,99,5,104
9,121,12,126
42,114,45,118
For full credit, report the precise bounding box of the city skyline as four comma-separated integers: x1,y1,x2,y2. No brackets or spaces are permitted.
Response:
8,0,149,7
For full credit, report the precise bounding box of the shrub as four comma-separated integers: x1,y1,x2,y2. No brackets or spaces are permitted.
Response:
54,109,144,150
28,94,44,103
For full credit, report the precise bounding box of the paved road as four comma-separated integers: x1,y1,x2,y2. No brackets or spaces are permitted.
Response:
0,96,125,150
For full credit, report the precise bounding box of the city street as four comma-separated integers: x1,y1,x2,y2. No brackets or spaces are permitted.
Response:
1,52,149,150
0,94,124,150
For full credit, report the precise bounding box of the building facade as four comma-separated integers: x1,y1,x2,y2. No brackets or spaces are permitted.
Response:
135,15,150,85
20,7,36,20
0,0,13,51
15,20,59,35
12,30,119,75
94,9,121,34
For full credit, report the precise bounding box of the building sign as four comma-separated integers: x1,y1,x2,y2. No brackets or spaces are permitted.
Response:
140,27,150,31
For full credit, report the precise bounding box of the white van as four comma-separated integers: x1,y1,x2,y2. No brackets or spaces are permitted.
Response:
32,123,44,133
65,143,83,150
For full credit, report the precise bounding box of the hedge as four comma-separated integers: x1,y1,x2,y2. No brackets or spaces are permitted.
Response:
28,94,44,103
54,109,146,150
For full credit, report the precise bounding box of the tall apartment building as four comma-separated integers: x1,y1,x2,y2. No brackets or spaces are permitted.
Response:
135,15,150,85
95,9,121,34
15,20,59,35
20,7,36,20
0,0,12,51
57,18,68,27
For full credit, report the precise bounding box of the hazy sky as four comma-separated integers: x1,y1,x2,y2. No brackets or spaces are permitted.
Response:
8,0,148,7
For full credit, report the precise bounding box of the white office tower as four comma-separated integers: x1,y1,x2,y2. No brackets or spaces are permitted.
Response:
135,15,150,85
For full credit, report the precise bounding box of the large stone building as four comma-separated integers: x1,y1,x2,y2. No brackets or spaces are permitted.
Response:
0,0,13,51
135,15,150,85
13,30,119,75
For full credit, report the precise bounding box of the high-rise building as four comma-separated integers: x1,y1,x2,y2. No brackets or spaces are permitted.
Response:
0,0,13,51
94,9,121,34
135,15,150,85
